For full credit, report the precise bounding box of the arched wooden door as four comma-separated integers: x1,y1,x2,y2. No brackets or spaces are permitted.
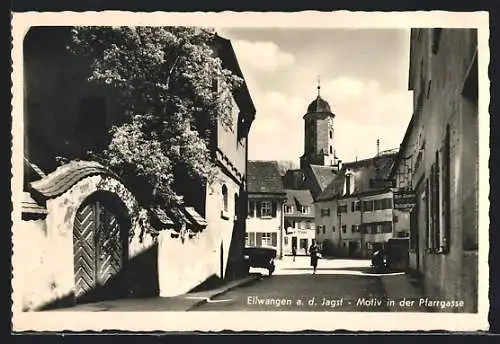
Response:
73,196,127,303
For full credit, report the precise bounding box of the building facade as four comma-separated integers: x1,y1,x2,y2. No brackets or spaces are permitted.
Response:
246,161,287,258
282,189,316,256
315,153,397,258
389,28,478,312
15,27,256,311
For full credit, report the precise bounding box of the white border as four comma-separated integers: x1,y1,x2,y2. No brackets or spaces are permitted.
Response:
11,11,490,332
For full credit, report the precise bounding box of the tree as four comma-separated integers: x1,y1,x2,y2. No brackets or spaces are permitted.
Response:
69,26,242,209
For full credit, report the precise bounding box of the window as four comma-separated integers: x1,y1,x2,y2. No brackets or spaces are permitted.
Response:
351,225,357,233
384,222,393,233
376,224,383,234
316,226,320,234
321,208,330,217
383,198,393,209
363,200,374,212
332,226,336,232
256,232,277,247
329,145,333,154
222,184,228,213
284,236,288,246
342,225,347,233
262,233,273,246
284,205,293,214
246,232,256,246
338,204,348,213
261,201,272,217
305,221,311,229
365,225,372,234
234,194,239,220
345,175,352,195
441,125,451,253
374,199,383,211
248,200,255,218
301,206,310,214
322,226,326,234
426,151,442,253
351,202,355,212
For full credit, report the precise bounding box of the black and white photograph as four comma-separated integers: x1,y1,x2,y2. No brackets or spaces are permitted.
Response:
10,11,489,332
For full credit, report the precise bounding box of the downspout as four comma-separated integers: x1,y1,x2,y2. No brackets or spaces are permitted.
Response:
279,198,284,259
337,198,342,256
359,195,365,258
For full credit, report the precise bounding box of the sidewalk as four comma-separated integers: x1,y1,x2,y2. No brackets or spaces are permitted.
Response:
47,273,261,312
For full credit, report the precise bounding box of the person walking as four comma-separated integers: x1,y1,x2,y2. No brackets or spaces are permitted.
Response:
292,245,297,262
309,240,319,275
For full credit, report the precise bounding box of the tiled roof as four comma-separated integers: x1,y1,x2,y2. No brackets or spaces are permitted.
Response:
30,160,120,200
309,164,339,191
285,189,314,207
22,191,47,220
247,161,286,195
284,189,315,218
316,153,397,201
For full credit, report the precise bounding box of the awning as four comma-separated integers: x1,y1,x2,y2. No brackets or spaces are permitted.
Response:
22,191,48,220
182,206,208,228
148,205,207,232
149,207,175,228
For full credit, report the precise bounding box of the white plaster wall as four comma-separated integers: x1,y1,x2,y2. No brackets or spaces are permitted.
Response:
12,218,50,312
157,171,240,297
15,174,154,311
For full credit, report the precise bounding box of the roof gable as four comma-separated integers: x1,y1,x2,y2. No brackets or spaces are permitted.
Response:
316,153,397,201
247,160,285,195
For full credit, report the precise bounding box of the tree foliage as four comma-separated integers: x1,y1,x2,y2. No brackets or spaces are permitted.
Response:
69,26,242,208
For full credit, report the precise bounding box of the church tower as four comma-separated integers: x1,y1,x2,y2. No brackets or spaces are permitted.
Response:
300,81,337,169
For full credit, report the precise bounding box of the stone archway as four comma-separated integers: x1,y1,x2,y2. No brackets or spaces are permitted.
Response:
73,191,130,304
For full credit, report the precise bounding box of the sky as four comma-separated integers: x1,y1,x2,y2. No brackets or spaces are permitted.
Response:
216,28,414,167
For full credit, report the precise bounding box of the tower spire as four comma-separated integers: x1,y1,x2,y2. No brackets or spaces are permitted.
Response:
317,75,321,97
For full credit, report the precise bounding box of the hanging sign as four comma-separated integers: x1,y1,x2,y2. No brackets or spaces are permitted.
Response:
393,190,417,210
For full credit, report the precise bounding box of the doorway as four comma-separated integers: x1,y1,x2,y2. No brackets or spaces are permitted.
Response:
73,194,128,304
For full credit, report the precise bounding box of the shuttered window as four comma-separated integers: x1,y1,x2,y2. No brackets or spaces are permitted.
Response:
256,232,263,247
271,232,277,247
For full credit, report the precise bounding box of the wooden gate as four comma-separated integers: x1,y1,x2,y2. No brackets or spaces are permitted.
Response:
73,198,125,303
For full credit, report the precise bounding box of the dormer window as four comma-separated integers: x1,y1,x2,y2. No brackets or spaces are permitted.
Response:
344,170,355,195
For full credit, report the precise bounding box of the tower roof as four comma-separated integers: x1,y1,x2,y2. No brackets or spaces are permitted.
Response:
307,95,332,114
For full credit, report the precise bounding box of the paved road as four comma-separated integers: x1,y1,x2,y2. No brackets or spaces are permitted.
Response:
193,256,394,312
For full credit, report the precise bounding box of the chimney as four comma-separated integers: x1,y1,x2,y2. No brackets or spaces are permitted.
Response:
376,138,380,156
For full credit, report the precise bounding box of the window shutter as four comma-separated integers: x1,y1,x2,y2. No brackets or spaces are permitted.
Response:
256,232,263,247
256,201,262,218
272,201,277,217
271,232,277,247
249,232,256,246
248,200,254,217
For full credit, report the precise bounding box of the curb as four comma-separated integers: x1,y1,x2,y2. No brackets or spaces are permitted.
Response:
186,273,262,311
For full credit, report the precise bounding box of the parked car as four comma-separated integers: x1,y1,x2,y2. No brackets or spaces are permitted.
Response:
244,246,276,276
